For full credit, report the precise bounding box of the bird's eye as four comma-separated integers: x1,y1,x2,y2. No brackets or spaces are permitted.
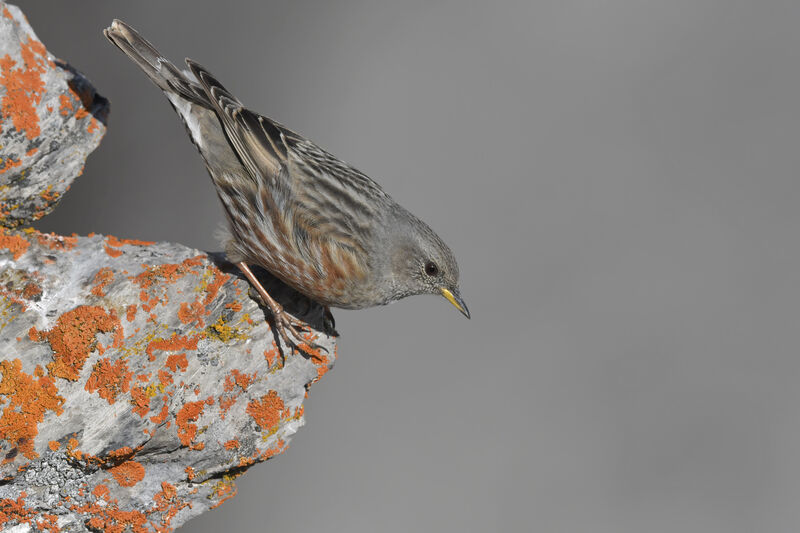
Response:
424,261,439,277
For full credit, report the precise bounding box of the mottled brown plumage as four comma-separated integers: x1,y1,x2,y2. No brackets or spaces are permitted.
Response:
104,20,468,348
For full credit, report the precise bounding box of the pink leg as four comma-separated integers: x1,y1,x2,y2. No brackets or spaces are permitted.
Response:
236,262,310,348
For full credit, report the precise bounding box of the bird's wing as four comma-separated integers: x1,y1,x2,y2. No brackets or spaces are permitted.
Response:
186,59,387,256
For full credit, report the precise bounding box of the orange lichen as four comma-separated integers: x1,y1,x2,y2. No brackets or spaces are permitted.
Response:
67,449,106,467
264,347,278,369
105,235,155,248
106,446,135,463
185,466,195,481
58,93,72,116
152,481,190,528
308,341,336,383
0,272,42,312
158,369,173,386
30,305,121,381
0,495,33,530
125,304,137,322
37,513,60,532
246,391,284,432
130,256,203,290
149,398,169,425
202,268,229,305
0,35,47,140
233,369,255,389
145,334,199,362
0,156,21,174
108,460,145,487
138,289,159,312
103,245,123,258
21,282,41,300
35,232,76,251
225,301,242,312
218,396,237,419
225,369,256,392
90,267,114,297
92,484,110,500
299,333,324,362
165,353,188,373
129,386,150,418
160,483,176,499
261,438,287,460
48,440,59,451
82,507,148,533
64,439,105,466
223,439,239,450
84,358,133,404
237,456,256,468
39,187,59,203
218,368,260,421
313,363,331,382
0,230,29,259
0,359,65,459
176,401,205,449
177,300,206,327
209,480,237,509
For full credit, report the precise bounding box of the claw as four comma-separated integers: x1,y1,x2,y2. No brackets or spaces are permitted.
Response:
267,304,310,354
236,261,325,359
323,306,339,337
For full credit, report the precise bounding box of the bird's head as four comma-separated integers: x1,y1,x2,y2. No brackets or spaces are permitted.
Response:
382,211,469,318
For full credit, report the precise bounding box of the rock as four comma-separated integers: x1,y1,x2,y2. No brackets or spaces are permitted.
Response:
0,2,108,228
0,231,336,531
0,3,337,531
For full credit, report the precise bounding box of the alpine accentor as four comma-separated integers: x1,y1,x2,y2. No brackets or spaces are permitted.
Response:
104,20,468,347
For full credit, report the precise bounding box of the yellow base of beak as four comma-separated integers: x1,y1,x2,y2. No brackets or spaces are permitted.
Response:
440,288,470,319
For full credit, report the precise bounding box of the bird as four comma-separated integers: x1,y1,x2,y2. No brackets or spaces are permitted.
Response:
104,20,469,349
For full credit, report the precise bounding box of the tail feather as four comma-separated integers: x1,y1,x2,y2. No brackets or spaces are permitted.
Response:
104,19,208,107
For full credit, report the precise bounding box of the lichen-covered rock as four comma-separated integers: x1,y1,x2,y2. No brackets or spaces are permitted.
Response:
0,2,108,228
0,230,336,531
0,4,337,529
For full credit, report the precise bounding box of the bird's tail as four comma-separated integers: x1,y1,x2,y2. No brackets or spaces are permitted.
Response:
103,19,207,107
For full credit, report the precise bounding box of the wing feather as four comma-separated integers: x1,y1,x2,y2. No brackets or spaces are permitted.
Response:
186,59,385,272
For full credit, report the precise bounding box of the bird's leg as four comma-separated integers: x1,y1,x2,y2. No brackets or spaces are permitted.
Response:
235,261,311,349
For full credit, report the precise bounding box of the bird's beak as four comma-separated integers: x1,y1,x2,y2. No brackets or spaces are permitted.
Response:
440,288,470,319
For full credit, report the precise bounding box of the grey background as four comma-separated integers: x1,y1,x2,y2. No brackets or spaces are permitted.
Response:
19,0,800,531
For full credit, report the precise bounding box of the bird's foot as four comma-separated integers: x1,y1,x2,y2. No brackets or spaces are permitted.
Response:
248,287,327,358
235,261,327,359
271,303,319,349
